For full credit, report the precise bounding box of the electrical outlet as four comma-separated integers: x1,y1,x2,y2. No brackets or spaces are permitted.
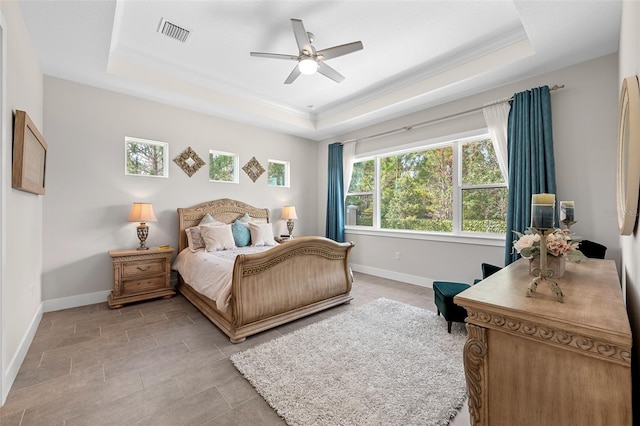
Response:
395,251,401,260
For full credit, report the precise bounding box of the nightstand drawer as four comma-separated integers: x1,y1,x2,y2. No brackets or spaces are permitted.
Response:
122,259,165,278
123,276,166,294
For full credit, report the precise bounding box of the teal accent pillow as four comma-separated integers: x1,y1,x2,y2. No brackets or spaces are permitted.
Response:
232,220,251,247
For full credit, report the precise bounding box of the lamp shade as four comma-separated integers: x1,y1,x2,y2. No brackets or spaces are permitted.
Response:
128,203,157,223
281,206,298,220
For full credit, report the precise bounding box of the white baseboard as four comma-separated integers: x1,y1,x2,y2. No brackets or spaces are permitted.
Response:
350,263,434,289
43,290,111,313
3,302,43,405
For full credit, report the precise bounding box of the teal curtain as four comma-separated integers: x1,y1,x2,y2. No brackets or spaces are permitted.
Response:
326,143,345,242
504,86,557,265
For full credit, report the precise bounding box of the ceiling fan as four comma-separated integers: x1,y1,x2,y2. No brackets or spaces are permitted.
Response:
250,18,363,84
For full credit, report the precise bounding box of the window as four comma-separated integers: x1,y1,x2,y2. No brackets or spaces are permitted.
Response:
345,159,374,226
461,138,508,233
268,159,290,187
125,137,169,178
209,150,239,183
345,133,507,235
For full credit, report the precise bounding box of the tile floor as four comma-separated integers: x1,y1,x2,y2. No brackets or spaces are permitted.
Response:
0,272,470,425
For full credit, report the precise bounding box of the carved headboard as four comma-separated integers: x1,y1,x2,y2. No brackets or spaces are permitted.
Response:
177,198,270,253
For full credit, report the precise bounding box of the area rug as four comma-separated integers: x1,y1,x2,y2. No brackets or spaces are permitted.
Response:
230,298,468,426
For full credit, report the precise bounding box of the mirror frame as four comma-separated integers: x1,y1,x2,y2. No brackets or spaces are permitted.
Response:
617,76,640,235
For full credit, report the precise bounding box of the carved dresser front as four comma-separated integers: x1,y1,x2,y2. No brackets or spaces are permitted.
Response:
455,258,631,426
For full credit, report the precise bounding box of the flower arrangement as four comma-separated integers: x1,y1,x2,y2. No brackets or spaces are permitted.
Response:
513,228,587,263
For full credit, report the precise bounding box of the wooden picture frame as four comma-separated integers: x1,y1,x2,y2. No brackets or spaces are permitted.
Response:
616,76,640,235
12,110,47,195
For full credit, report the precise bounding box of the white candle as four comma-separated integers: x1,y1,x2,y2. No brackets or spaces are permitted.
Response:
532,193,556,205
531,193,556,229
560,201,575,221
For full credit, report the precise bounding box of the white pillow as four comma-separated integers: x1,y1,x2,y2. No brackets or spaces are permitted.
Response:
249,222,277,246
238,213,252,223
199,213,223,226
185,215,225,252
200,224,237,251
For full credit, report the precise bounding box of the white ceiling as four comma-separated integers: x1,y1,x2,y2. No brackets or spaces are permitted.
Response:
19,0,621,141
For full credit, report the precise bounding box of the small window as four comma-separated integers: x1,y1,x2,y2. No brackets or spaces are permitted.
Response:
268,159,290,187
209,150,239,183
125,137,169,178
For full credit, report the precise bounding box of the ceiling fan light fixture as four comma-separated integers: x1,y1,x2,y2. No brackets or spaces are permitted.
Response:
298,57,318,75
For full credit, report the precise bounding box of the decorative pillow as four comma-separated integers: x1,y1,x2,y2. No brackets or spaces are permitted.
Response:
184,215,225,252
199,213,221,225
232,220,251,247
200,224,236,251
238,213,252,223
249,222,277,247
185,226,205,252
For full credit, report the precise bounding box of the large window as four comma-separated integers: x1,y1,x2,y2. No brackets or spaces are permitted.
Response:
345,134,507,235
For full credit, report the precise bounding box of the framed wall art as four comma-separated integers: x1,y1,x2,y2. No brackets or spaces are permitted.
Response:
616,76,640,235
12,110,47,195
242,156,265,182
174,147,205,177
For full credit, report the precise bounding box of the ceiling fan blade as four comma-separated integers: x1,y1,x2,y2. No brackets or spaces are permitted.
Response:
250,52,298,61
284,65,302,84
291,19,310,52
317,62,345,83
317,41,364,60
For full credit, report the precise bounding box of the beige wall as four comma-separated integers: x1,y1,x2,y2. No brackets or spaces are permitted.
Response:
318,54,620,287
42,77,317,305
0,0,44,405
618,0,640,417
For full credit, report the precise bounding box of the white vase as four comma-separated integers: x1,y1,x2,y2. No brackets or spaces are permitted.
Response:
529,255,566,278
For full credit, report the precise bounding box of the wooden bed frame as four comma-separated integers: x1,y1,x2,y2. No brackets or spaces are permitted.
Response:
176,198,354,343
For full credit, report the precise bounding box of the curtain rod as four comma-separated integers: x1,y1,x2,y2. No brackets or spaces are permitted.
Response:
343,84,565,144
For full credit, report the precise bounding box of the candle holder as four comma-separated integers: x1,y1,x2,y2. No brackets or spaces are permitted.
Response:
559,201,575,230
526,227,564,303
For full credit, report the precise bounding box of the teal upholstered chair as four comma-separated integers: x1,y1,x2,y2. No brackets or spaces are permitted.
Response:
433,281,470,333
433,263,502,333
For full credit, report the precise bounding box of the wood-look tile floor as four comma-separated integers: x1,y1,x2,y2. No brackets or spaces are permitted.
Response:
0,272,470,426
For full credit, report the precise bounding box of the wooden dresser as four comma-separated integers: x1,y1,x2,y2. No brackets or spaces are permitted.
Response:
454,258,631,426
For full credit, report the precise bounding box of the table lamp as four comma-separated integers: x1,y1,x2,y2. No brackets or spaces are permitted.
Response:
128,202,157,250
281,206,298,238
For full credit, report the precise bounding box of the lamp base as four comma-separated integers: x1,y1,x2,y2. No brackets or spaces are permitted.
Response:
136,224,150,250
287,220,294,238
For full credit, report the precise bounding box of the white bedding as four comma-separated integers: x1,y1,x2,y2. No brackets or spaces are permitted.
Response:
172,246,274,312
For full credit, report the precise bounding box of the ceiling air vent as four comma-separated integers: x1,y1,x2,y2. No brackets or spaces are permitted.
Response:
158,18,190,43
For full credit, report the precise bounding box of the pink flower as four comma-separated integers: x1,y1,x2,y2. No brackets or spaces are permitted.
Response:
514,233,540,253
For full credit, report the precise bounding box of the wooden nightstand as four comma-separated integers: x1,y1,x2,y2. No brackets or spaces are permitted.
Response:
108,247,176,308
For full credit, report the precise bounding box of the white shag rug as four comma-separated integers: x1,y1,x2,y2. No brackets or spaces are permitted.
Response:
230,298,468,426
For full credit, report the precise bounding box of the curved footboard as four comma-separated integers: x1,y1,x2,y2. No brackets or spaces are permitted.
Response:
229,236,354,339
